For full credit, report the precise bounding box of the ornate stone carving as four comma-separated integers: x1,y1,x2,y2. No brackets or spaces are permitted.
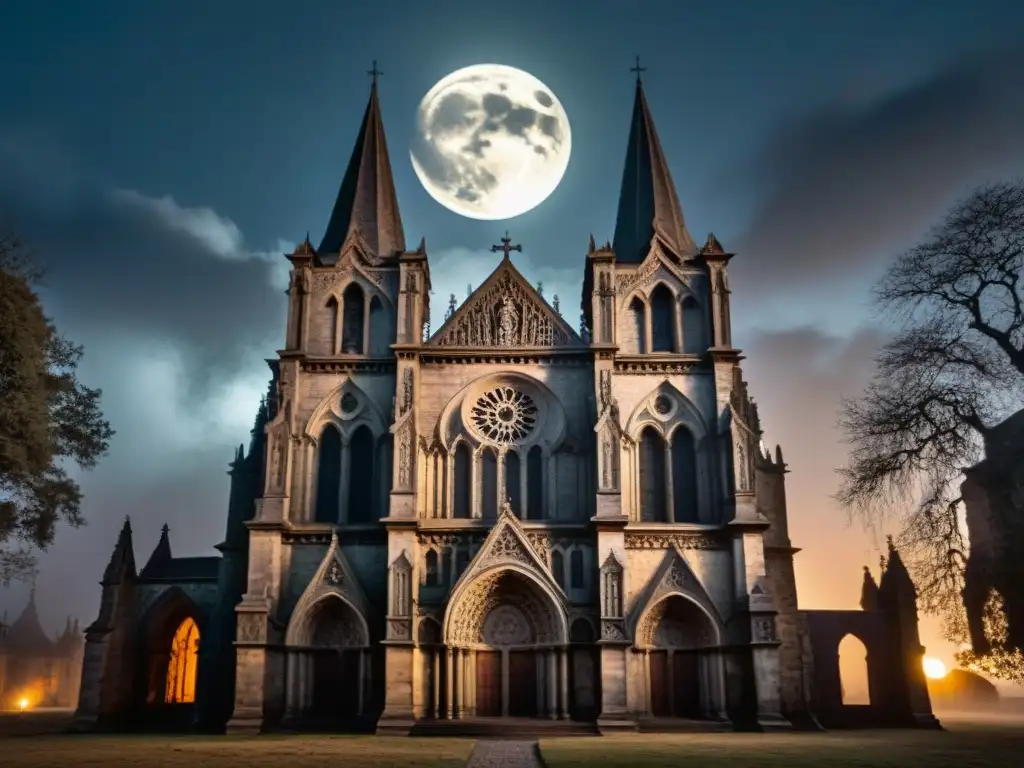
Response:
482,604,531,646
600,619,627,642
311,611,363,648
664,561,689,590
397,421,413,487
267,420,289,493
600,553,623,619
753,616,777,643
237,613,266,643
433,269,575,347
389,554,412,619
388,618,412,641
615,258,659,296
624,533,725,550
448,570,559,646
312,271,346,294
470,386,538,444
483,528,534,567
400,367,414,416
326,562,344,587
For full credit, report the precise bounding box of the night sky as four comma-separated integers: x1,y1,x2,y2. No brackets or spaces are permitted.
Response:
3,0,1024,682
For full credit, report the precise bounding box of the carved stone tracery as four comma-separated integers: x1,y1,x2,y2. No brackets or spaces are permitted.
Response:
470,387,538,444
434,269,574,347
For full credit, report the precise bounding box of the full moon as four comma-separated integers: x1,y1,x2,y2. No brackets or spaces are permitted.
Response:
923,657,948,679
410,64,572,220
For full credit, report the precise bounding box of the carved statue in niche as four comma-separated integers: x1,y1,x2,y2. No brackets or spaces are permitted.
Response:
400,367,414,416
397,423,412,487
600,554,623,618
268,420,290,492
736,440,749,492
389,555,412,618
498,295,519,346
406,271,417,292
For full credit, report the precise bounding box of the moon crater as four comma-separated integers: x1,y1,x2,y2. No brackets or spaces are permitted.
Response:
411,64,572,220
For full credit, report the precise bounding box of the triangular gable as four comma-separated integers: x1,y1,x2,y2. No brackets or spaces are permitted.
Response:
427,259,582,348
450,503,567,603
626,545,723,638
286,532,371,645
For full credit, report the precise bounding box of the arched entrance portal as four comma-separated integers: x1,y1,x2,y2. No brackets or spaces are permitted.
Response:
635,594,726,719
285,594,372,725
140,588,203,714
438,567,570,719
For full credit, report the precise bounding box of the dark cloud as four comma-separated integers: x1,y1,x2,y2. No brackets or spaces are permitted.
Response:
730,47,1024,293
0,132,288,622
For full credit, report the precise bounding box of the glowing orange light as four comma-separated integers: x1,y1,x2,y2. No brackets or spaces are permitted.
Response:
18,698,29,712
923,657,948,679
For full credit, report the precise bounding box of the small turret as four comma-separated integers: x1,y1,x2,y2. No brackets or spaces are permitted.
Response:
860,565,880,611
140,524,173,579
101,517,136,586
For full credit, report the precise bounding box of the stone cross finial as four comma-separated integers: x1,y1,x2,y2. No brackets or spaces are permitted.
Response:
631,55,646,83
491,231,522,261
367,60,383,85
500,496,515,517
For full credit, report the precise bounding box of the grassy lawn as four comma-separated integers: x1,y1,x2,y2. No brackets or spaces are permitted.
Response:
0,713,473,768
541,714,1024,768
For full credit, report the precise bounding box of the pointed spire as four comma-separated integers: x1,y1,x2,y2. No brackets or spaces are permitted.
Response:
141,524,173,578
102,516,136,585
6,586,53,649
445,293,457,321
860,565,880,611
612,67,697,263
317,65,405,259
588,233,596,253
553,294,561,315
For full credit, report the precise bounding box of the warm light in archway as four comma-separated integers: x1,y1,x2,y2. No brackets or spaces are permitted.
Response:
18,698,29,712
923,657,948,679
164,617,200,704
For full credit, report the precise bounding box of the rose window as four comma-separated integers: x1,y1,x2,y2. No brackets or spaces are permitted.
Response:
471,387,538,444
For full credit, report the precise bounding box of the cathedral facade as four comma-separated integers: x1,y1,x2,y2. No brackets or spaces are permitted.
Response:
74,73,938,735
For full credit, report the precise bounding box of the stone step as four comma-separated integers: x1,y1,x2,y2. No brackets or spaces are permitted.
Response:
410,717,599,738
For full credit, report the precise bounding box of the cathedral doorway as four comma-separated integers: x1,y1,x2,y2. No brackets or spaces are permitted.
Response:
285,593,372,727
137,587,204,727
475,651,501,716
635,594,726,720
438,566,571,720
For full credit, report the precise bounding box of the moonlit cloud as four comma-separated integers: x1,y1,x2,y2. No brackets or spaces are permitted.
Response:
729,46,1024,296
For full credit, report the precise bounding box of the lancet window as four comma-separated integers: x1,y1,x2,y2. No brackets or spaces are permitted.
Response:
341,283,365,354
164,617,199,704
637,423,701,524
650,284,675,352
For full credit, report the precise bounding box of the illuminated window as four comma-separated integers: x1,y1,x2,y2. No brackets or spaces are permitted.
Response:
164,617,200,704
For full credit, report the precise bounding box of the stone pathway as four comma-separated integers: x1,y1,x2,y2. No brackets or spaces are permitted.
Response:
465,739,542,768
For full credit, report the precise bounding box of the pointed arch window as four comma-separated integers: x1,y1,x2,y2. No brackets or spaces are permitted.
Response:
639,426,667,522
628,297,646,354
681,296,702,353
650,284,675,352
315,425,342,523
527,446,544,519
570,549,585,590
671,427,699,522
552,550,566,591
164,617,199,704
505,450,522,517
368,295,386,355
326,296,341,354
347,425,375,523
453,443,472,519
424,549,440,587
481,447,498,519
341,283,365,354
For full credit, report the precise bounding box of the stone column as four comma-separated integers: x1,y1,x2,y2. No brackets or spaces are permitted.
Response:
644,651,652,716
535,650,545,716
285,652,299,717
457,649,466,719
472,450,483,519
468,650,477,716
445,450,455,518
445,648,454,719
362,294,372,354
501,650,510,717
357,649,366,716
496,450,506,511
667,650,675,717
338,440,350,524
547,650,558,719
664,442,675,523
558,647,569,719
520,454,529,520
432,649,441,718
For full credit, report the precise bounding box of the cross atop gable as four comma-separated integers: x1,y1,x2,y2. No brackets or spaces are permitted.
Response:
428,260,582,349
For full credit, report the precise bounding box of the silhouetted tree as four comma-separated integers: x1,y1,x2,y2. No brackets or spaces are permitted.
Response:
837,181,1024,657
0,231,114,585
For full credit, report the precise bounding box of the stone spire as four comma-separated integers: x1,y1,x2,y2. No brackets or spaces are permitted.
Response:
140,524,173,579
101,516,136,585
611,74,697,263
860,565,880,611
317,70,405,260
6,587,53,650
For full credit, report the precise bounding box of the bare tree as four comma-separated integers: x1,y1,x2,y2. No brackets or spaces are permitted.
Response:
837,181,1024,634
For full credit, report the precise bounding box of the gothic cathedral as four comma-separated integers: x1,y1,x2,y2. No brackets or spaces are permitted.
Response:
75,73,940,735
